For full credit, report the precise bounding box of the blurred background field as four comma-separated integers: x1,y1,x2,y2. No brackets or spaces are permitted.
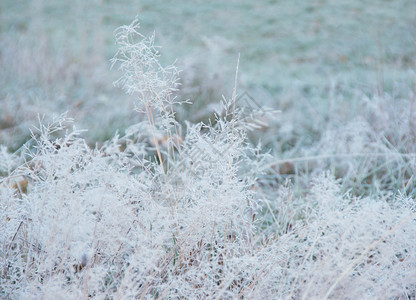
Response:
1,0,416,194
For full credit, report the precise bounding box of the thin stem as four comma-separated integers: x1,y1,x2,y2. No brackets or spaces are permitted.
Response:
229,53,240,169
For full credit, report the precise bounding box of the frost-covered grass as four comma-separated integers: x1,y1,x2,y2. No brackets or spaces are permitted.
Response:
1,1,416,299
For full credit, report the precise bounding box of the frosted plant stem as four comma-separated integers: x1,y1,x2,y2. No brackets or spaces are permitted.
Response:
144,102,164,174
265,152,416,171
289,230,322,299
229,53,240,169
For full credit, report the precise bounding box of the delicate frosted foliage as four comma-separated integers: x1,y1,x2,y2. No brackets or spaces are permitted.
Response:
279,177,416,299
1,116,156,298
0,146,21,175
1,17,416,300
111,17,180,114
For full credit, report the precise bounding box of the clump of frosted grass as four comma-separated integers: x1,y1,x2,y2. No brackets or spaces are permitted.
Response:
111,18,180,103
111,17,186,174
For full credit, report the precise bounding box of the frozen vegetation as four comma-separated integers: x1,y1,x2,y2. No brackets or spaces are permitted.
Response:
1,1,416,299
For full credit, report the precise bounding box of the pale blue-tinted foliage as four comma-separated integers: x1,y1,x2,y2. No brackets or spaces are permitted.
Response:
1,1,416,299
